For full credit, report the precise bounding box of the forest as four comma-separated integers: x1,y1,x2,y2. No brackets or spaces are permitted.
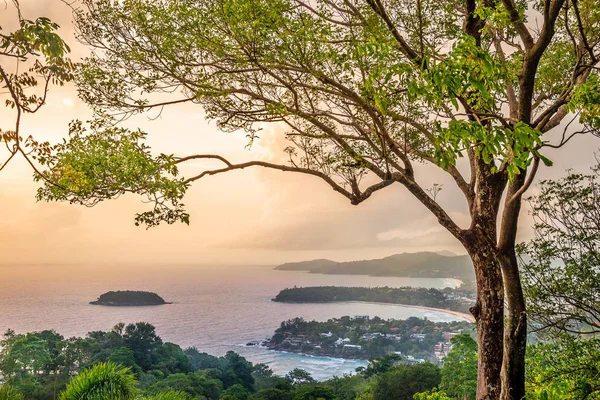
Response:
0,322,466,400
1,320,597,400
272,287,474,314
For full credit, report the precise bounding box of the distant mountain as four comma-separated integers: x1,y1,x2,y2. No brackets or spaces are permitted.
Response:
275,252,475,280
435,250,459,257
272,258,339,271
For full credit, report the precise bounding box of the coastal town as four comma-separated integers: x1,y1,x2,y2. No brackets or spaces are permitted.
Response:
263,315,475,364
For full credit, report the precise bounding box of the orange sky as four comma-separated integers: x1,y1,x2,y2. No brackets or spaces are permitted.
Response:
0,1,598,266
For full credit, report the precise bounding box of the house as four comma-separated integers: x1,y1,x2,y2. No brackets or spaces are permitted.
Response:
335,338,351,346
351,315,370,321
410,333,427,341
443,331,461,340
319,331,333,338
362,332,386,340
445,293,461,301
434,341,453,361
403,355,426,364
343,344,362,350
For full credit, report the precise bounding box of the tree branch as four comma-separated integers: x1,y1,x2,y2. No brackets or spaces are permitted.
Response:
364,0,421,63
501,0,534,49
180,155,394,205
506,156,540,207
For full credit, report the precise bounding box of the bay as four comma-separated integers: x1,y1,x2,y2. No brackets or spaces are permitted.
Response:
0,264,465,380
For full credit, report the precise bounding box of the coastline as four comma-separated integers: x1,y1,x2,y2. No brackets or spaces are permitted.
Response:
338,300,475,323
89,301,172,306
447,278,464,289
264,345,370,361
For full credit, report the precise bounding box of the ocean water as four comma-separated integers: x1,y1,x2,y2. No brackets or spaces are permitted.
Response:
0,264,465,380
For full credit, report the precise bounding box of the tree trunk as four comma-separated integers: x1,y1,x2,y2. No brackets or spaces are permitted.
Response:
499,250,527,400
498,174,528,400
464,231,505,400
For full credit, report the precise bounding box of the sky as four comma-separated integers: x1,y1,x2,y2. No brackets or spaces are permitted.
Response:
0,0,598,266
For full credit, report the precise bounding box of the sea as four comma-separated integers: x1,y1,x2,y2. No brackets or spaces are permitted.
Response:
0,264,466,380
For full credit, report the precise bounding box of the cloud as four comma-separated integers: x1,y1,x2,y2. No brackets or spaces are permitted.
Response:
0,1,598,266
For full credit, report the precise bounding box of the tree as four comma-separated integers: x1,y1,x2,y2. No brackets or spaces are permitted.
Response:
414,390,452,400
150,371,223,399
252,364,278,391
525,338,600,399
440,335,478,400
59,362,138,400
0,1,74,174
123,322,163,371
143,391,191,400
221,351,255,391
59,361,192,400
518,160,600,337
370,363,441,400
517,159,600,399
250,388,293,400
326,375,367,400
285,369,316,386
357,354,402,378
0,384,25,400
184,348,221,371
292,386,336,400
221,383,251,399
154,343,194,375
43,1,600,398
109,347,141,375
0,332,53,378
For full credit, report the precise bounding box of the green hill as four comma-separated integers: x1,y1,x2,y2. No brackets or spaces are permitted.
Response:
275,252,475,281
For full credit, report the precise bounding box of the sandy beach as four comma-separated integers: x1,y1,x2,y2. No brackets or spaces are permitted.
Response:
344,301,476,323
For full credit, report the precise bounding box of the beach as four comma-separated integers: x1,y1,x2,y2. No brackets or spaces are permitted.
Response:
344,301,475,322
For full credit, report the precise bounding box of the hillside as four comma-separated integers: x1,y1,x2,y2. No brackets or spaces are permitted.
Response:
272,286,475,315
275,252,475,281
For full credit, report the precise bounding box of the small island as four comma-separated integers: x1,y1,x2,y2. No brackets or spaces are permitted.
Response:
90,291,171,306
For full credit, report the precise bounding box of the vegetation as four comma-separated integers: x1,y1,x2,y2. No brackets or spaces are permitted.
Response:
439,335,478,400
525,338,600,400
265,316,474,361
0,3,74,176
272,286,475,314
275,253,474,281
0,384,24,400
517,158,600,400
357,362,442,400
59,362,138,400
0,323,256,400
0,319,597,400
90,291,170,306
0,322,462,400
31,1,600,396
518,161,600,338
